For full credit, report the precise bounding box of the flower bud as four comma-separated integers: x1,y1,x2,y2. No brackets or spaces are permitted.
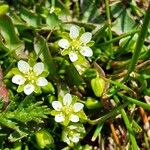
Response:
36,130,54,149
0,4,9,16
85,97,102,109
91,77,105,97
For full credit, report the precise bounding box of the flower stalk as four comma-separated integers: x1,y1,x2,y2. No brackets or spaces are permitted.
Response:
125,4,150,81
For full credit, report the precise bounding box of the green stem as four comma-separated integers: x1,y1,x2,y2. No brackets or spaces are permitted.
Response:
3,60,16,76
105,0,113,57
114,96,138,150
88,102,128,125
99,30,139,46
91,123,103,141
118,92,150,111
125,4,150,80
103,77,134,93
52,0,55,7
74,0,80,18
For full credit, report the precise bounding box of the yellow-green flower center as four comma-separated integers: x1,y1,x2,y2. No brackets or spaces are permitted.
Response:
71,39,81,50
25,71,37,83
62,106,73,115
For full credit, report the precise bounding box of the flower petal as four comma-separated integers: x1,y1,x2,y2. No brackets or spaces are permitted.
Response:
36,77,48,86
68,125,77,130
62,132,70,145
52,101,62,111
24,84,34,95
69,25,79,39
18,60,30,74
33,62,44,76
58,39,70,49
12,75,26,85
80,46,93,57
69,114,79,122
70,134,80,143
80,32,92,44
55,113,65,122
63,93,72,106
69,51,78,62
73,102,84,112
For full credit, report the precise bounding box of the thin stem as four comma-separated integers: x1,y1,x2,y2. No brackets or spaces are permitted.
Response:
51,0,55,7
99,30,139,46
91,124,103,141
74,0,80,18
103,77,134,94
125,4,150,81
114,96,138,150
3,60,16,76
118,92,150,111
105,0,113,57
88,102,128,125
110,122,120,146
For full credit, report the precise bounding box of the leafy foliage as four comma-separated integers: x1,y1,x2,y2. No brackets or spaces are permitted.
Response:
0,0,150,149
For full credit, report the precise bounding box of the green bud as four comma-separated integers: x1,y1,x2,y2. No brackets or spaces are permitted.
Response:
85,97,102,109
0,4,9,16
91,77,105,97
36,130,54,149
13,141,22,150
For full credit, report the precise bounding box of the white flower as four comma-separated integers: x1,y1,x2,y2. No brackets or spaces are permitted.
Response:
58,25,93,62
51,93,84,125
12,60,48,95
62,123,86,145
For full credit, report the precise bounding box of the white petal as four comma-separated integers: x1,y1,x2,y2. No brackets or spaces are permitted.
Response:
55,113,65,122
52,101,62,111
33,62,44,76
69,51,78,62
70,134,80,143
18,60,30,74
73,102,84,112
58,39,70,49
69,25,79,39
36,77,48,86
63,133,71,145
63,93,72,106
80,46,93,57
80,32,92,44
12,75,26,85
68,125,77,130
24,84,34,95
69,114,79,122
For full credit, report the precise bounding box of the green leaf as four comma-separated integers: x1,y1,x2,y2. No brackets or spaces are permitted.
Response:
8,129,28,142
65,63,84,86
46,13,62,29
17,85,24,93
13,101,50,123
112,9,136,34
42,82,55,94
20,7,41,27
34,35,57,78
0,15,24,52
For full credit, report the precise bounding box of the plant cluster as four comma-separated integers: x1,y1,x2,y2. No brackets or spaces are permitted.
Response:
0,0,150,150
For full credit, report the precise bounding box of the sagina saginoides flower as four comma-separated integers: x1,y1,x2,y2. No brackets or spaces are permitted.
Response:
51,93,87,126
12,60,48,95
62,123,86,146
58,25,93,62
